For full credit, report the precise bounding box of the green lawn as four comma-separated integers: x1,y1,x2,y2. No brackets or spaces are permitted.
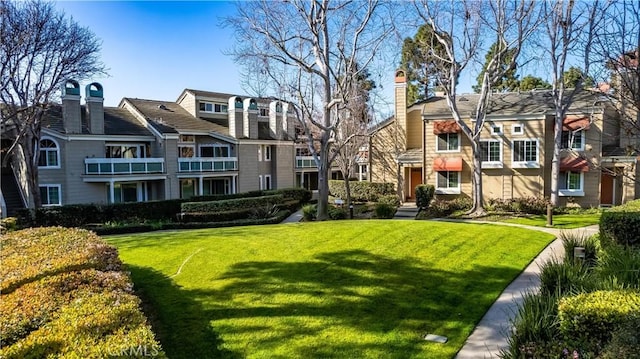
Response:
106,221,554,359
502,213,601,229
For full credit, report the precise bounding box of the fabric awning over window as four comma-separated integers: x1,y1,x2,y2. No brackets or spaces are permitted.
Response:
563,116,591,131
560,157,590,172
433,120,462,134
433,157,463,171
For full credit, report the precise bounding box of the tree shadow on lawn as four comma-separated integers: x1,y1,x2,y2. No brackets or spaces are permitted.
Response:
127,265,241,359
139,249,523,358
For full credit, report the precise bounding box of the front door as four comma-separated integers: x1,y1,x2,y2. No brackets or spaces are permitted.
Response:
409,168,423,201
600,170,614,206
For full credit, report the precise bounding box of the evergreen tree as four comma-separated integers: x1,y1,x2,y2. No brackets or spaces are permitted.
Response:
562,66,595,88
519,75,552,91
473,42,519,93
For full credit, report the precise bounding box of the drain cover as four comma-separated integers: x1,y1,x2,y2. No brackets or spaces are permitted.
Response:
424,334,448,343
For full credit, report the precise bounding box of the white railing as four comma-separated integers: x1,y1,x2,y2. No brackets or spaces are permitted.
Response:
296,156,317,169
178,157,238,172
85,158,165,175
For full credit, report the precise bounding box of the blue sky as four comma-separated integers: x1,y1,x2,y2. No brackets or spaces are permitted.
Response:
55,1,243,107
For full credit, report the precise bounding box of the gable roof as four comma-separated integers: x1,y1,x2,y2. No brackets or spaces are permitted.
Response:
41,104,152,136
124,98,228,135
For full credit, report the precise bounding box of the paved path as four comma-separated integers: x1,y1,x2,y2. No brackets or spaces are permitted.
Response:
449,220,599,359
394,202,420,219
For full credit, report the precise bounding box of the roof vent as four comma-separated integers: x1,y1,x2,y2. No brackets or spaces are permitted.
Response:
158,104,167,110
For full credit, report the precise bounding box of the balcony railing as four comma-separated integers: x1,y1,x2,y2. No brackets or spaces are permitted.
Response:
85,158,164,175
296,156,317,169
178,157,238,172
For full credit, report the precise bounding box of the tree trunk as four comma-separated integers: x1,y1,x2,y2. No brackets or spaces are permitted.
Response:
344,176,352,217
549,111,563,206
470,140,485,216
316,134,331,221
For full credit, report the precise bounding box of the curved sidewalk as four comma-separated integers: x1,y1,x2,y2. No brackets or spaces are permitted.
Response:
447,220,599,359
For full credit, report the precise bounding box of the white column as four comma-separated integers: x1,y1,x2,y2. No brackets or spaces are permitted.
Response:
198,176,204,196
109,180,115,203
232,175,237,194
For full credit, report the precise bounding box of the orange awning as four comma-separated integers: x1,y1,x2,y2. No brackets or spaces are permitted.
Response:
560,157,590,172
433,120,461,134
563,116,591,131
433,157,463,171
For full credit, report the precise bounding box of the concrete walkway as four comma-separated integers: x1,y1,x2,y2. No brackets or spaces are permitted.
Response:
394,202,420,219
450,220,599,359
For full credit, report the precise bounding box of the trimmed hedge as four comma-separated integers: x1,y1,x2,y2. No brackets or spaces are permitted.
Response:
558,290,640,352
328,180,394,202
374,203,397,219
600,203,640,247
181,194,284,213
0,227,165,358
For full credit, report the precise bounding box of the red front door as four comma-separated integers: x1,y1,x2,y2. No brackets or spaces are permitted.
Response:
409,168,423,201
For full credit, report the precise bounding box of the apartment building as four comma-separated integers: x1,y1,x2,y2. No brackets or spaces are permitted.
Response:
1,80,303,214
369,70,639,207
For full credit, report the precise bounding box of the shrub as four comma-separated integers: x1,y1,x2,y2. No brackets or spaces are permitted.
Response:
600,210,640,247
328,180,394,202
377,194,401,207
0,227,164,358
428,197,473,217
561,232,598,266
415,184,435,209
178,208,256,223
599,316,640,359
558,290,640,353
264,187,312,203
374,203,396,219
595,244,640,290
249,204,280,220
328,205,347,220
181,194,284,213
502,291,561,359
539,258,592,296
302,204,317,221
0,216,18,232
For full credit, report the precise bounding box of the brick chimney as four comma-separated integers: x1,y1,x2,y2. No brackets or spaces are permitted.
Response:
61,80,81,134
85,82,104,134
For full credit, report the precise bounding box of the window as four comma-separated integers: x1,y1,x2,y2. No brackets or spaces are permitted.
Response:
178,135,195,158
512,139,539,168
39,185,61,206
180,135,195,142
258,175,263,190
264,145,271,161
38,138,59,168
180,179,196,199
490,124,503,135
436,171,460,194
259,108,269,117
264,175,272,190
480,140,502,168
559,171,584,196
258,146,263,161
200,145,230,158
105,144,148,159
512,124,524,135
436,133,460,152
561,130,584,150
199,102,227,113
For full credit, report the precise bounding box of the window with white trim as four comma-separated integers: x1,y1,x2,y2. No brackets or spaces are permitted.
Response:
38,138,60,168
561,130,585,150
512,124,524,135
105,144,148,159
258,175,263,190
436,133,460,152
199,102,228,113
40,184,61,206
436,171,460,193
559,171,584,196
258,146,263,161
264,145,271,161
264,174,272,190
512,139,539,168
480,140,502,168
490,124,503,135
178,135,195,158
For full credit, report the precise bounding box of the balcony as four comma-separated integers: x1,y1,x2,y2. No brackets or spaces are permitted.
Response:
296,156,317,169
178,157,238,172
85,158,164,175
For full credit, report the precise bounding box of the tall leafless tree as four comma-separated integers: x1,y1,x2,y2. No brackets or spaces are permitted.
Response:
226,0,393,220
0,0,105,208
543,0,607,207
415,0,539,215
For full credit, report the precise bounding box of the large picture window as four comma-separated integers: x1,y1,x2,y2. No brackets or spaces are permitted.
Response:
200,145,230,158
38,138,60,168
480,140,502,168
436,133,460,152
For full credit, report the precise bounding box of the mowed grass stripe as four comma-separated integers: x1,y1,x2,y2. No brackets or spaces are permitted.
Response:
106,220,554,359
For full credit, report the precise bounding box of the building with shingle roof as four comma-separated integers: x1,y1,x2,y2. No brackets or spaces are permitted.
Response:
369,69,639,207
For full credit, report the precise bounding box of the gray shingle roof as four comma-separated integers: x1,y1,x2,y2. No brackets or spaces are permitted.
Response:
125,98,228,135
41,104,152,136
418,90,609,117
